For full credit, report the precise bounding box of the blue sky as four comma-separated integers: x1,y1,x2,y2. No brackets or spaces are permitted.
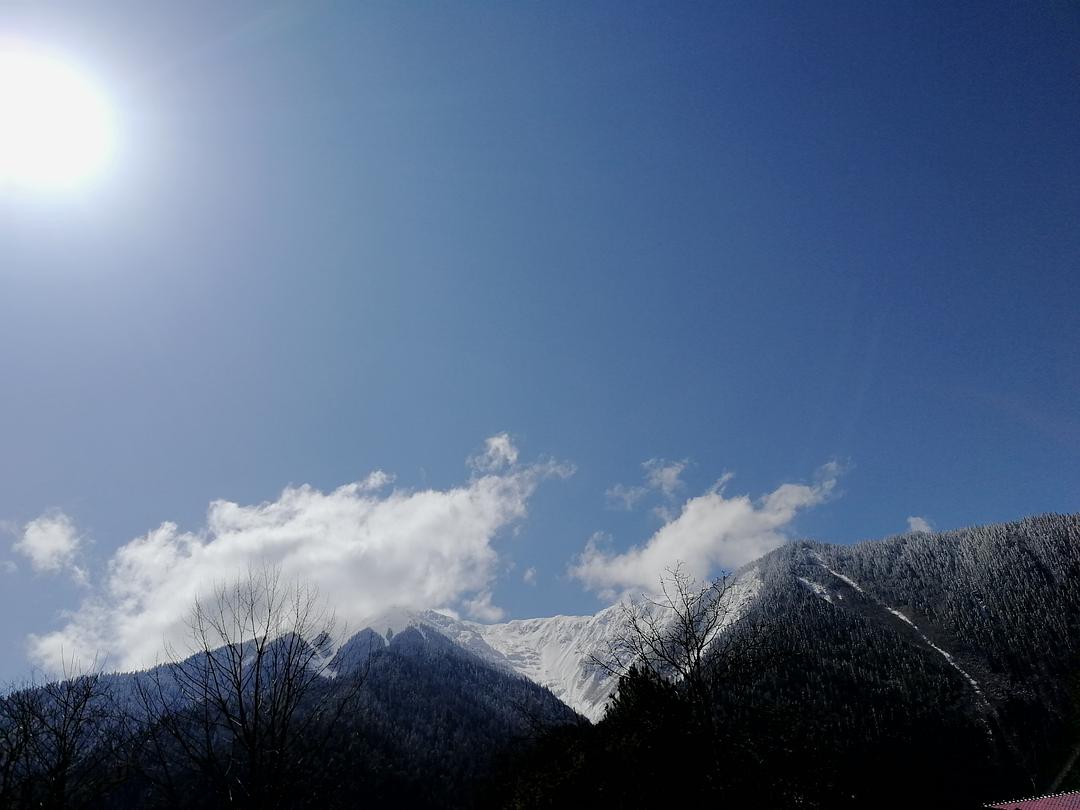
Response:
1,1,1078,681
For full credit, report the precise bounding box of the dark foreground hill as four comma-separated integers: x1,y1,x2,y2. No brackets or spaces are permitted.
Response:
496,513,1080,808
2,622,578,810
323,625,580,807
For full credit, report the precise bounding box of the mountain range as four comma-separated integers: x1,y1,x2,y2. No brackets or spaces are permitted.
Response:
351,568,762,723
346,512,1080,802
4,512,1078,808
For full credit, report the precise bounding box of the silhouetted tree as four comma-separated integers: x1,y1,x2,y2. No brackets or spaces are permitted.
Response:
133,567,364,808
592,564,765,721
580,565,772,801
0,664,125,809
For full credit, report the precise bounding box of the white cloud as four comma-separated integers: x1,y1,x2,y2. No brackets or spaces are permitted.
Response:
463,590,505,622
571,463,842,597
28,439,571,674
469,433,519,473
522,566,537,585
643,458,688,498
1,560,16,574
14,511,87,583
606,458,689,510
605,483,648,510
907,515,933,533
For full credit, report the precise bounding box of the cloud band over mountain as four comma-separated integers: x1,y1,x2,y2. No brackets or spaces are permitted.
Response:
24,439,839,675
28,435,571,673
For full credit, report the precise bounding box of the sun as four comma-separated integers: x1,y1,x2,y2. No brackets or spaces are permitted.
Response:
0,41,115,191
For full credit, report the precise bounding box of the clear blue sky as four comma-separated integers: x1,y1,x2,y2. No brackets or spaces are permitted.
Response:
1,1,1078,681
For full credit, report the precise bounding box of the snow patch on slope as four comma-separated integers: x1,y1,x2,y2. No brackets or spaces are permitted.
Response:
475,605,625,722
483,569,762,721
355,605,619,720
797,576,832,603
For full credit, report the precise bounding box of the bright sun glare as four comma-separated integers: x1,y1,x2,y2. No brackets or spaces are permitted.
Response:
0,41,114,190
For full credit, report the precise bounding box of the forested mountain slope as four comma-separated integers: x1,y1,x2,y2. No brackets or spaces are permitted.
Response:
783,513,1080,792
496,513,1080,808
322,624,580,807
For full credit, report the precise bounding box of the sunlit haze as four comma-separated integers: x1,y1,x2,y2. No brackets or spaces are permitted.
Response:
0,40,114,190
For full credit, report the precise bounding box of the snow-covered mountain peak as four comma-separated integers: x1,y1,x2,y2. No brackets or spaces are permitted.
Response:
356,606,443,640
353,569,762,722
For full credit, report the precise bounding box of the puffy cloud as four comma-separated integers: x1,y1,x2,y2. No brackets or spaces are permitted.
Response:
907,515,933,533
28,438,570,674
571,463,842,597
522,566,537,585
15,511,87,584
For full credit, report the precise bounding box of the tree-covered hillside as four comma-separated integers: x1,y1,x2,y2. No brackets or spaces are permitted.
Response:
496,513,1080,808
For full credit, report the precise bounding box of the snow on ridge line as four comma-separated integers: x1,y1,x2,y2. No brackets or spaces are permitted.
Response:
478,568,762,722
354,605,621,721
353,570,763,723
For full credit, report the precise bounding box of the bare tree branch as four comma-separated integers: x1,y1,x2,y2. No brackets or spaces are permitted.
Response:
130,565,366,809
590,563,765,720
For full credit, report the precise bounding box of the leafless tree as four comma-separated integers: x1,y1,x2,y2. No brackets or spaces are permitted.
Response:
591,564,765,718
0,687,32,806
586,564,772,799
133,567,365,808
0,662,126,810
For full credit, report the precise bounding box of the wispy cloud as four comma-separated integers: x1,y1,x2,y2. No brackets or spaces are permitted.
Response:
605,483,648,511
14,511,87,585
573,463,842,598
28,436,571,674
463,590,504,622
606,457,689,510
643,458,688,498
522,566,537,586
906,515,933,533
469,433,519,473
